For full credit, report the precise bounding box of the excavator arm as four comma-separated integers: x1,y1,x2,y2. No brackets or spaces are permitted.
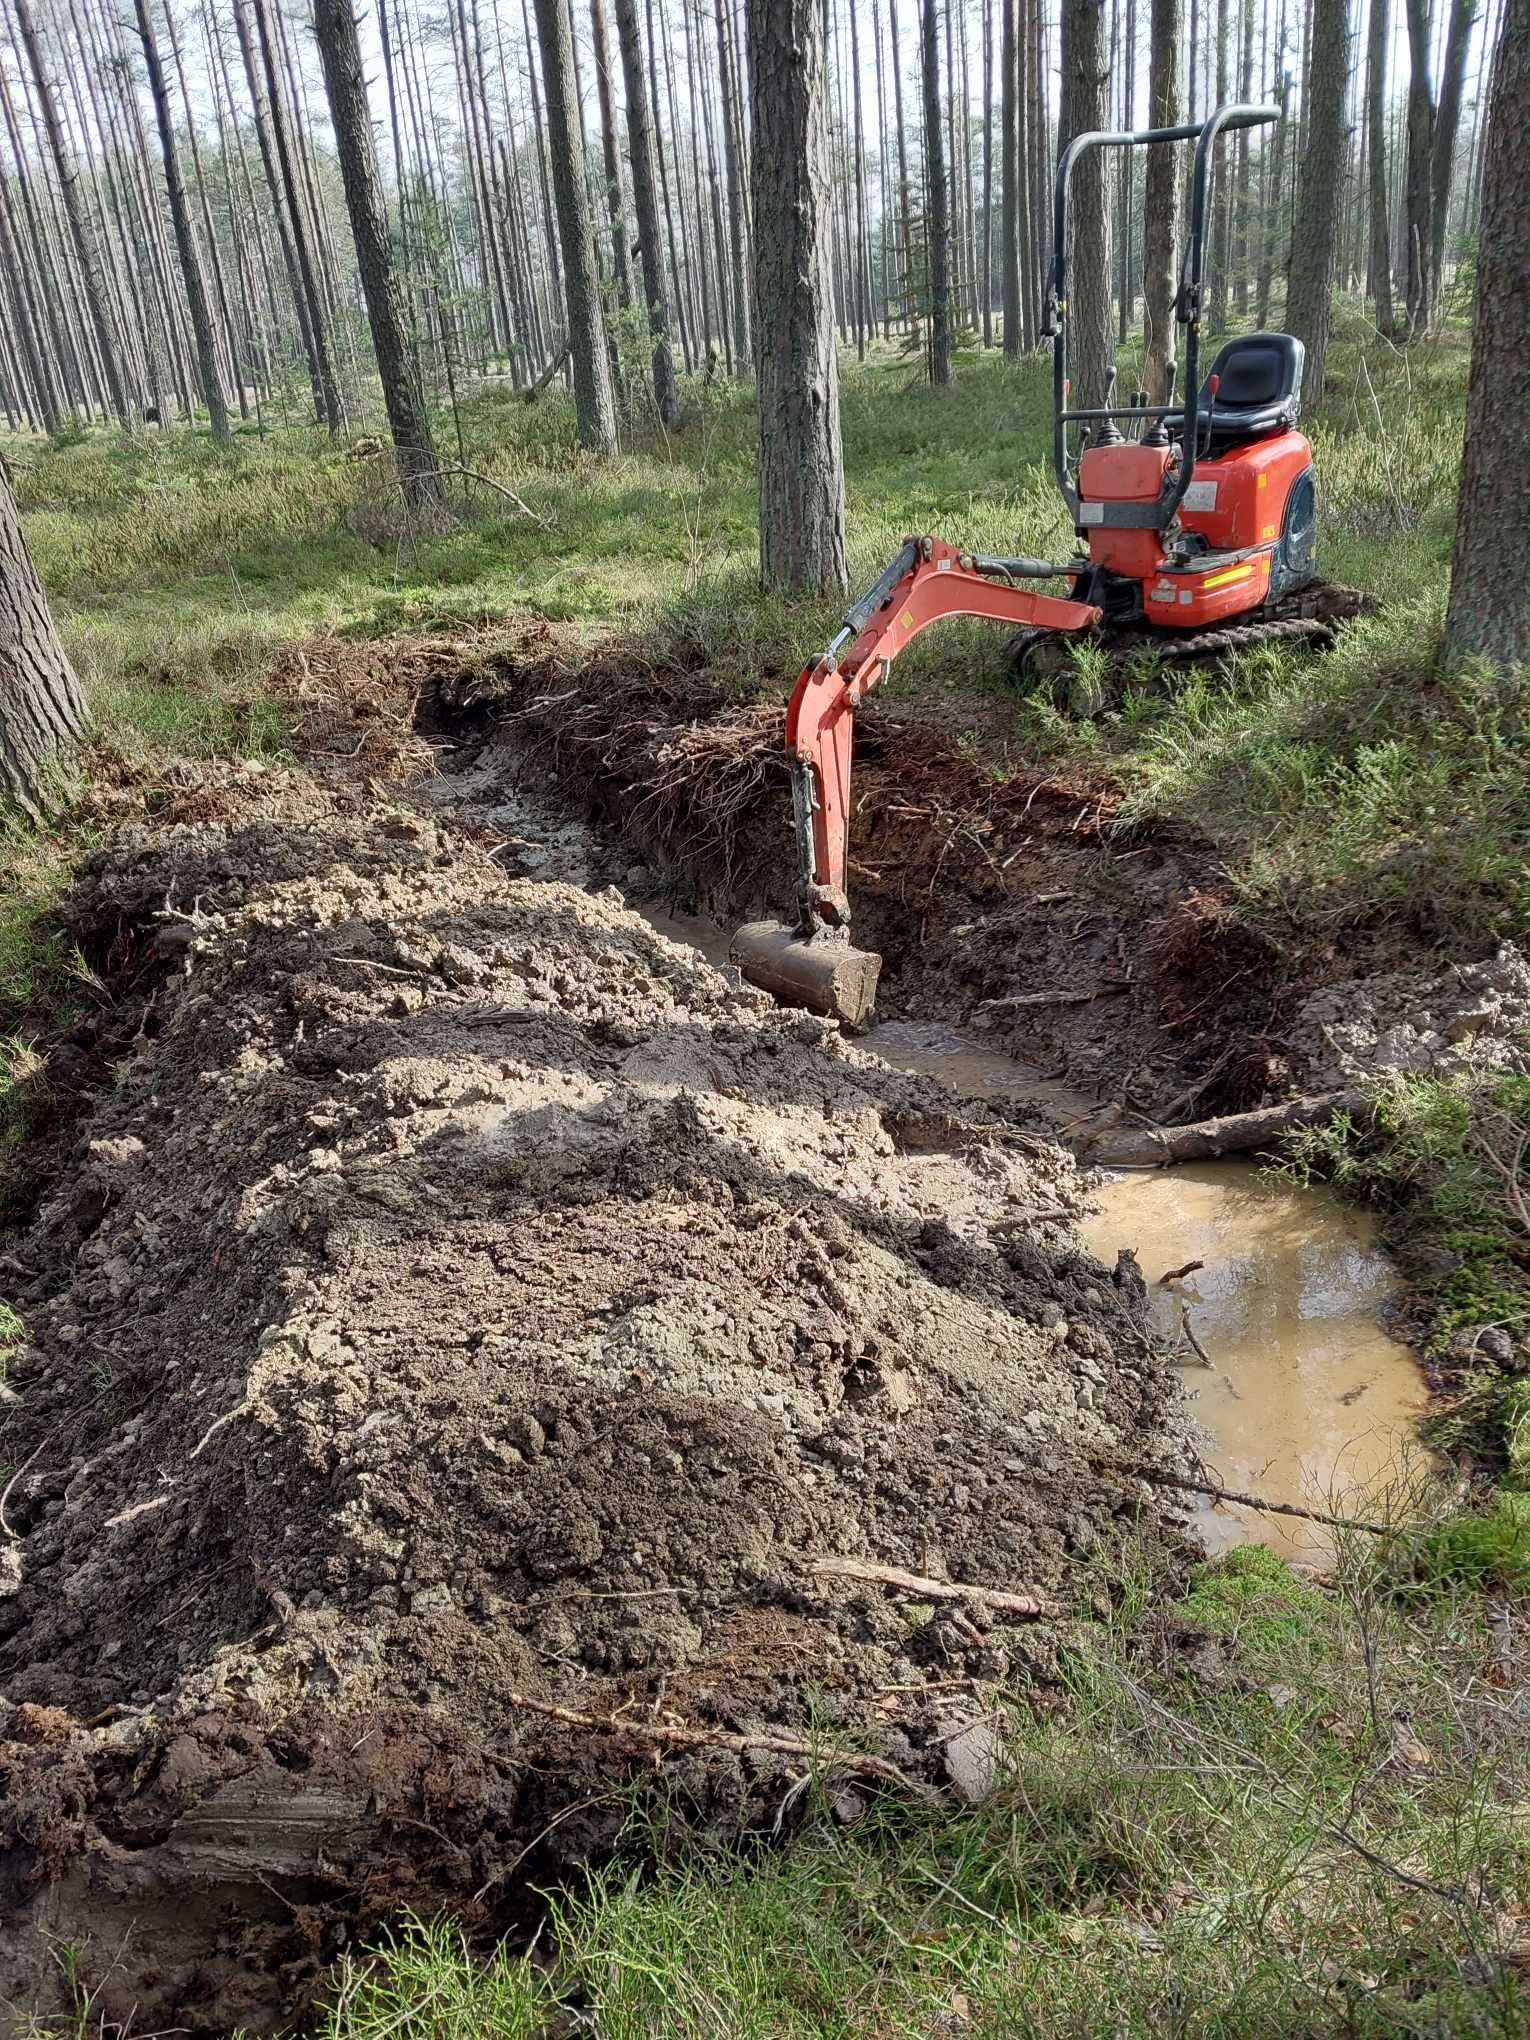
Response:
731,535,1099,1025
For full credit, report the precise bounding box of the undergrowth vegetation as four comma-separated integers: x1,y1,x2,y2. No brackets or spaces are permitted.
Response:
314,1539,1528,2038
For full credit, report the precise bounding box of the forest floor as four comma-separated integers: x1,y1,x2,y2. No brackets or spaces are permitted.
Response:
2,321,1529,2034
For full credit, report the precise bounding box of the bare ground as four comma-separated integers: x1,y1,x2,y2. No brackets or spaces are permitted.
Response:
0,740,1194,2033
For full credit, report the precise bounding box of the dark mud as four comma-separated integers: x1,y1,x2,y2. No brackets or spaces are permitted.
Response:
0,761,1192,2034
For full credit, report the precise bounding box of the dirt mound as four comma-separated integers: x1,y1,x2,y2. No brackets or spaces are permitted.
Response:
0,765,1188,2032
1290,944,1530,1090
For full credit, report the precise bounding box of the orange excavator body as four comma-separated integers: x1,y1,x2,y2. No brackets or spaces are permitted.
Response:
732,103,1345,1025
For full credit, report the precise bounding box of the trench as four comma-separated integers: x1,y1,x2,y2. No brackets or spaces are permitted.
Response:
632,898,1427,1565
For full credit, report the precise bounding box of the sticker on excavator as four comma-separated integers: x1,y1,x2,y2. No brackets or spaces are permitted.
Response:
937,558,952,571
1183,480,1219,510
900,610,914,631
1078,502,1105,524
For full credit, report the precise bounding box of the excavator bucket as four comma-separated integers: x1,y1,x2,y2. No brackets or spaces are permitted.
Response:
730,922,881,1027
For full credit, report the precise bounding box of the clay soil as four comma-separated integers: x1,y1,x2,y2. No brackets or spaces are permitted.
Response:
0,709,1195,2033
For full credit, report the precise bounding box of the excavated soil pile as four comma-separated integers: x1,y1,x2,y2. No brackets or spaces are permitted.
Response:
433,637,1265,1112
0,764,1187,2033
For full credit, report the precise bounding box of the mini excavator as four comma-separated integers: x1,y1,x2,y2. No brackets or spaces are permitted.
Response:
732,101,1367,1028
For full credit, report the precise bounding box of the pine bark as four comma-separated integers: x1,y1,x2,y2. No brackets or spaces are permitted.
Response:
746,0,848,594
589,0,630,301
1060,0,1112,408
1286,0,1349,402
0,471,86,824
922,0,953,383
1431,0,1482,300
1446,0,1530,663
1142,0,1180,402
613,0,680,425
1366,0,1395,330
314,0,440,504
1403,0,1436,333
531,0,617,451
715,0,751,369
133,0,229,444
1001,0,1022,353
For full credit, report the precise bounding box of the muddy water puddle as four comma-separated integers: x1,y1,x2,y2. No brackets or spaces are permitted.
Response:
633,900,1426,1564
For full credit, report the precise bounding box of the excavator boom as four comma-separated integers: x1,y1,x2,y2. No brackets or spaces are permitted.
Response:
731,536,1099,1024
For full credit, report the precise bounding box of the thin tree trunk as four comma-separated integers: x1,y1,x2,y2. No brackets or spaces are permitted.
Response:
133,0,230,443
12,0,129,425
1061,0,1112,408
314,0,440,505
590,0,630,302
1286,0,1349,401
922,0,954,382
531,0,618,451
1001,0,1022,352
1430,0,1481,302
1446,0,1528,660
715,0,751,367
614,0,680,424
1142,0,1180,401
1367,0,1397,329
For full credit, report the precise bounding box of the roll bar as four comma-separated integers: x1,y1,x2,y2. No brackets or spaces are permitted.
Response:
1046,103,1280,530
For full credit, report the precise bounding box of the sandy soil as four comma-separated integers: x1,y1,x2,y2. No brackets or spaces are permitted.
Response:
0,760,1191,2034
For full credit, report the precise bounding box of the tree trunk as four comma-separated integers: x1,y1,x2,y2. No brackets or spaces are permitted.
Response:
0,472,86,825
314,0,440,504
1445,0,1530,664
1060,0,1112,408
1403,0,1436,335
921,0,953,383
242,0,341,430
613,0,680,425
133,0,230,444
1367,0,1396,330
589,0,631,302
1209,0,1232,330
1001,0,1023,353
1286,0,1349,403
12,0,130,427
1142,0,1180,402
715,0,751,369
745,0,848,594
532,0,617,452
1430,0,1481,305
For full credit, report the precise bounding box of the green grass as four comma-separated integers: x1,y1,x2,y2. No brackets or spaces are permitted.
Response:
315,1537,1528,2038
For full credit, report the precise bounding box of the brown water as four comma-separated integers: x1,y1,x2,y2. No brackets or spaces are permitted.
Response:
635,902,1426,1563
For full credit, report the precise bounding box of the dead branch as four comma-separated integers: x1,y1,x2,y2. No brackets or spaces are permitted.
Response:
1158,1259,1206,1285
806,1553,1064,1619
506,1690,943,1803
1087,1452,1393,1535
415,463,551,528
1091,1089,1372,1168
1180,1305,1215,1367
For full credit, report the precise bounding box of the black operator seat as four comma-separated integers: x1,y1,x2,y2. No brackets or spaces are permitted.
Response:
1196,332,1305,453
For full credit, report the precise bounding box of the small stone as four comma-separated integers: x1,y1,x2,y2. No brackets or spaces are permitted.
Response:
506,1412,546,1457
943,1720,1002,1803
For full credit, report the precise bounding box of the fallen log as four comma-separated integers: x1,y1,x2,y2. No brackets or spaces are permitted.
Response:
1089,1088,1372,1169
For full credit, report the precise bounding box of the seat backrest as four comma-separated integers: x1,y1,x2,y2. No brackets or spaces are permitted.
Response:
1201,332,1305,415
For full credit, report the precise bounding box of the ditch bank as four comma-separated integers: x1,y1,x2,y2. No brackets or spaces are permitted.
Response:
0,758,1193,2035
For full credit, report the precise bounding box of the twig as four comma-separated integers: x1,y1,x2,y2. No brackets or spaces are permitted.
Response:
1088,1452,1393,1535
506,1691,943,1803
1158,1259,1205,1286
805,1553,1064,1619
1180,1305,1215,1367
